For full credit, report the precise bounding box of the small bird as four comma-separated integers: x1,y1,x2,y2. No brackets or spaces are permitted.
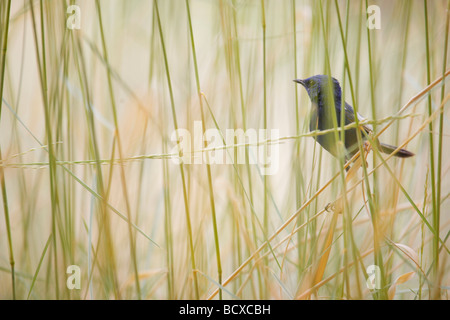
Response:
294,75,414,164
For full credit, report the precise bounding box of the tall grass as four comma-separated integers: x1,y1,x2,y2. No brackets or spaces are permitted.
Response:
0,0,449,300
0,0,15,300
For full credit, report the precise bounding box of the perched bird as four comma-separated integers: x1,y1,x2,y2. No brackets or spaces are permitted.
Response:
294,75,414,164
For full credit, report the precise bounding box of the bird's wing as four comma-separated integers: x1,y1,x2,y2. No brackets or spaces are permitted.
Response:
344,103,373,133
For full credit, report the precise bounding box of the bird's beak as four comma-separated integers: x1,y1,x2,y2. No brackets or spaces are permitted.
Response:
293,79,305,86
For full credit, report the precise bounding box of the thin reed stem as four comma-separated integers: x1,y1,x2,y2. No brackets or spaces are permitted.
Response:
0,0,15,300
185,0,222,299
154,0,199,299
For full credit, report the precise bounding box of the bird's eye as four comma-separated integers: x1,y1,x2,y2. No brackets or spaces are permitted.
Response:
308,80,314,86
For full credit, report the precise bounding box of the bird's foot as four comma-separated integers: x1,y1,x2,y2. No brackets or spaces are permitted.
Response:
325,202,334,212
325,199,343,214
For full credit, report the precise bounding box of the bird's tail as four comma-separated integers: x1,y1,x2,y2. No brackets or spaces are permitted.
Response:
380,142,414,158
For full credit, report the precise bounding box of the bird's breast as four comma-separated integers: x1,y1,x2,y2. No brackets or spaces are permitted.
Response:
309,103,319,132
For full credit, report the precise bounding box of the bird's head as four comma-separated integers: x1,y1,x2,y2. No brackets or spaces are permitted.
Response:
294,75,341,106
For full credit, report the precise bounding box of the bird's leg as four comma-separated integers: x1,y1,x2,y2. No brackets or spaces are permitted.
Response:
326,135,376,214
362,131,377,165
362,141,371,168
326,150,364,214
326,140,372,214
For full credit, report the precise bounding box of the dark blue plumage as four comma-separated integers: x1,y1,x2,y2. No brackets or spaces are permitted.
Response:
294,75,414,161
